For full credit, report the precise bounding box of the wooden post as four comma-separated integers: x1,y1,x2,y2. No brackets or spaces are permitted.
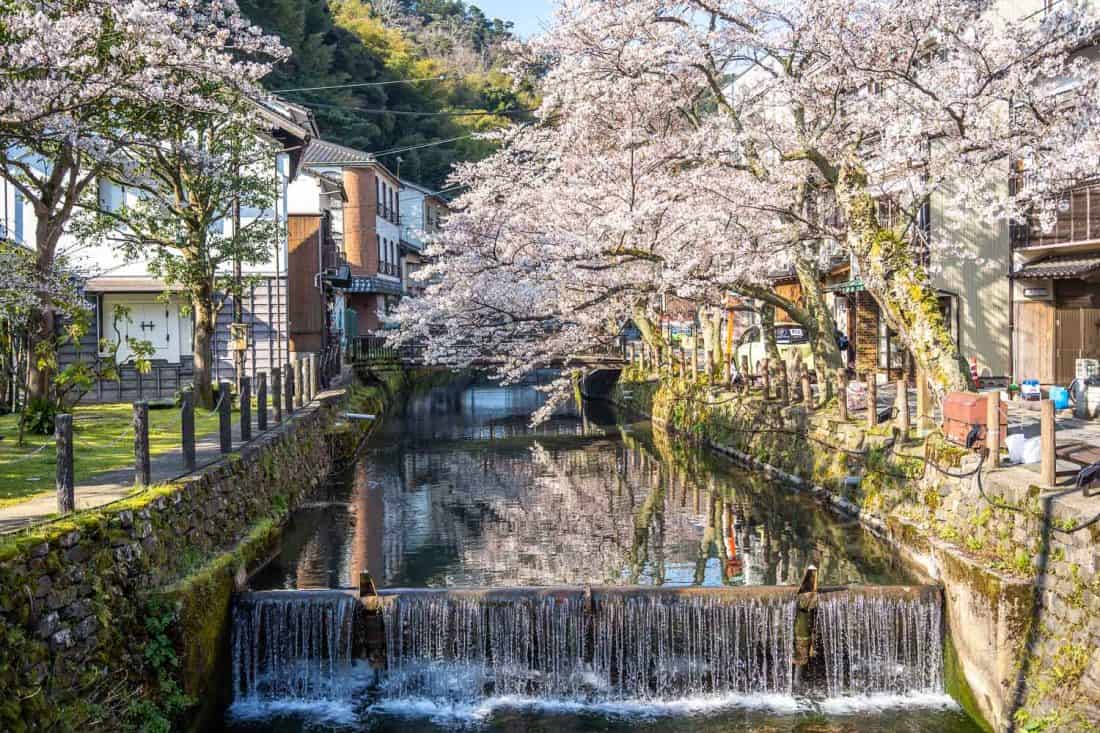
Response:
778,360,790,404
55,413,74,514
240,376,252,443
257,372,268,432
691,343,699,376
219,380,233,454
986,392,1001,469
837,368,849,421
705,348,714,383
181,389,196,472
916,369,932,428
294,357,304,408
724,354,732,385
802,373,813,410
284,362,295,416
678,349,685,380
896,379,910,439
762,358,771,399
1040,399,1056,487
309,353,320,401
133,401,150,487
867,373,878,429
271,367,282,423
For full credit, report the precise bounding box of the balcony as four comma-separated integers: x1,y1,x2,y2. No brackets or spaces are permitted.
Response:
1010,179,1100,250
378,261,401,278
346,276,403,296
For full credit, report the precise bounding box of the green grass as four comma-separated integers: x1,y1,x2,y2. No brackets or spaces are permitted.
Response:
0,404,224,507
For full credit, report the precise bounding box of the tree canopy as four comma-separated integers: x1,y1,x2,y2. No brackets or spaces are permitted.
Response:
239,0,537,188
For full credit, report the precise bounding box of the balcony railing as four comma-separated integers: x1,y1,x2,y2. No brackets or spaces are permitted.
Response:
1010,179,1100,249
378,261,400,278
375,204,399,225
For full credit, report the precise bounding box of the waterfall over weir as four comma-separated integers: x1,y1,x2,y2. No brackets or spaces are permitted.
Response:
381,592,797,701
232,590,361,703
229,585,946,711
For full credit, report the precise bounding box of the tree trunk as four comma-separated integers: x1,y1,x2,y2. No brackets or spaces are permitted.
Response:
760,303,781,364
25,206,66,404
633,307,666,359
191,292,217,410
840,187,971,398
793,257,844,398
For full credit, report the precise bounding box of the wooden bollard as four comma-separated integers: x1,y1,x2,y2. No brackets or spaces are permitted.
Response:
896,379,911,439
272,368,283,423
691,344,699,377
986,391,1001,468
1040,399,1056,487
741,355,750,384
678,349,685,380
778,361,790,404
867,373,878,428
55,413,74,514
294,357,305,408
134,401,150,487
240,376,252,443
309,353,320,401
837,368,849,421
257,372,268,432
802,373,813,410
284,362,295,416
218,380,233,454
916,369,932,428
762,358,772,399
181,389,196,472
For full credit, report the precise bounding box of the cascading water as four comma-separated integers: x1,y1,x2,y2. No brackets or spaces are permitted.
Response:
380,592,797,703
814,592,944,697
231,591,361,704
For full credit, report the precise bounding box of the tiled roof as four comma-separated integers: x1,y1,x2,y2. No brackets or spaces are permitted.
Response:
302,139,377,166
1013,254,1100,280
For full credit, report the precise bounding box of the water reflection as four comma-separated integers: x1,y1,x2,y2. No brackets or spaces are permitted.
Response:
252,379,911,592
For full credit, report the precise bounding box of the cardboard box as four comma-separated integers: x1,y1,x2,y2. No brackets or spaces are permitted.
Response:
942,392,1007,448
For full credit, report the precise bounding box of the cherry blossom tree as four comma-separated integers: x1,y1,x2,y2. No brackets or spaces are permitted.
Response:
0,0,286,404
535,0,1100,395
400,0,1100,400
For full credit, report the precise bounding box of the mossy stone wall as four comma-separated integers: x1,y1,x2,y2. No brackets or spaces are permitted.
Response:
0,393,344,731
613,373,1100,733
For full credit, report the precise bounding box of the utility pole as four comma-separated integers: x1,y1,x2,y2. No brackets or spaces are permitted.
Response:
232,184,244,390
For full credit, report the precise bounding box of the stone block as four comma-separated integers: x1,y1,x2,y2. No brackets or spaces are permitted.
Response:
34,575,53,599
64,544,90,563
36,611,60,639
73,615,98,640
29,542,49,558
63,599,93,621
50,628,74,651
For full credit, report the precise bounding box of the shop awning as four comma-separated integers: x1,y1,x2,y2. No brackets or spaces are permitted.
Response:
1012,253,1100,280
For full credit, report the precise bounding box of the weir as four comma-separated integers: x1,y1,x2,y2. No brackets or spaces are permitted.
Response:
230,572,946,707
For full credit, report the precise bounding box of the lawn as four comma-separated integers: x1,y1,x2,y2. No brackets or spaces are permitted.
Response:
0,403,224,508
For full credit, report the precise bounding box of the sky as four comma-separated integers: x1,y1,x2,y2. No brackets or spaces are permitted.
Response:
474,0,556,39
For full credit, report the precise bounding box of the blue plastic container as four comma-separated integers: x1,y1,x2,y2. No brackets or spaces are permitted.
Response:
1050,386,1070,410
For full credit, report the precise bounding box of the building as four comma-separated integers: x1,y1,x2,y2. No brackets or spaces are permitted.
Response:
0,97,321,401
398,179,448,297
297,139,404,336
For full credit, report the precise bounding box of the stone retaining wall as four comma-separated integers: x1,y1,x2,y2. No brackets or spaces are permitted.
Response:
0,390,348,731
614,373,1100,733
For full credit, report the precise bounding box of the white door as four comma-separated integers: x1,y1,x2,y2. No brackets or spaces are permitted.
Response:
114,302,180,364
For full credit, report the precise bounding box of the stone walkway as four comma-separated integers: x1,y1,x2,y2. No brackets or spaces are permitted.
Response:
0,409,289,534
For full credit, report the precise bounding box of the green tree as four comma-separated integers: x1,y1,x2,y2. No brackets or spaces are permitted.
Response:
79,103,278,409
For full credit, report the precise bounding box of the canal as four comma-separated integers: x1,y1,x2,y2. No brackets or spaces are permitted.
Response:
227,376,982,732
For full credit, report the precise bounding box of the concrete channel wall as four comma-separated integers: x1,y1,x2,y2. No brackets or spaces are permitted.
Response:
0,388,354,731
611,374,1100,733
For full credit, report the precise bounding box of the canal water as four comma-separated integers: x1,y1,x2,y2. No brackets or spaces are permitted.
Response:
227,377,982,732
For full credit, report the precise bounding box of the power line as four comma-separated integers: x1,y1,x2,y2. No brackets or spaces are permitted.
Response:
370,135,478,158
298,100,534,118
273,76,447,93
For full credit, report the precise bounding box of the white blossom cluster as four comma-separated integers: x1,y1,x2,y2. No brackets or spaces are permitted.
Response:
394,0,1100,398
